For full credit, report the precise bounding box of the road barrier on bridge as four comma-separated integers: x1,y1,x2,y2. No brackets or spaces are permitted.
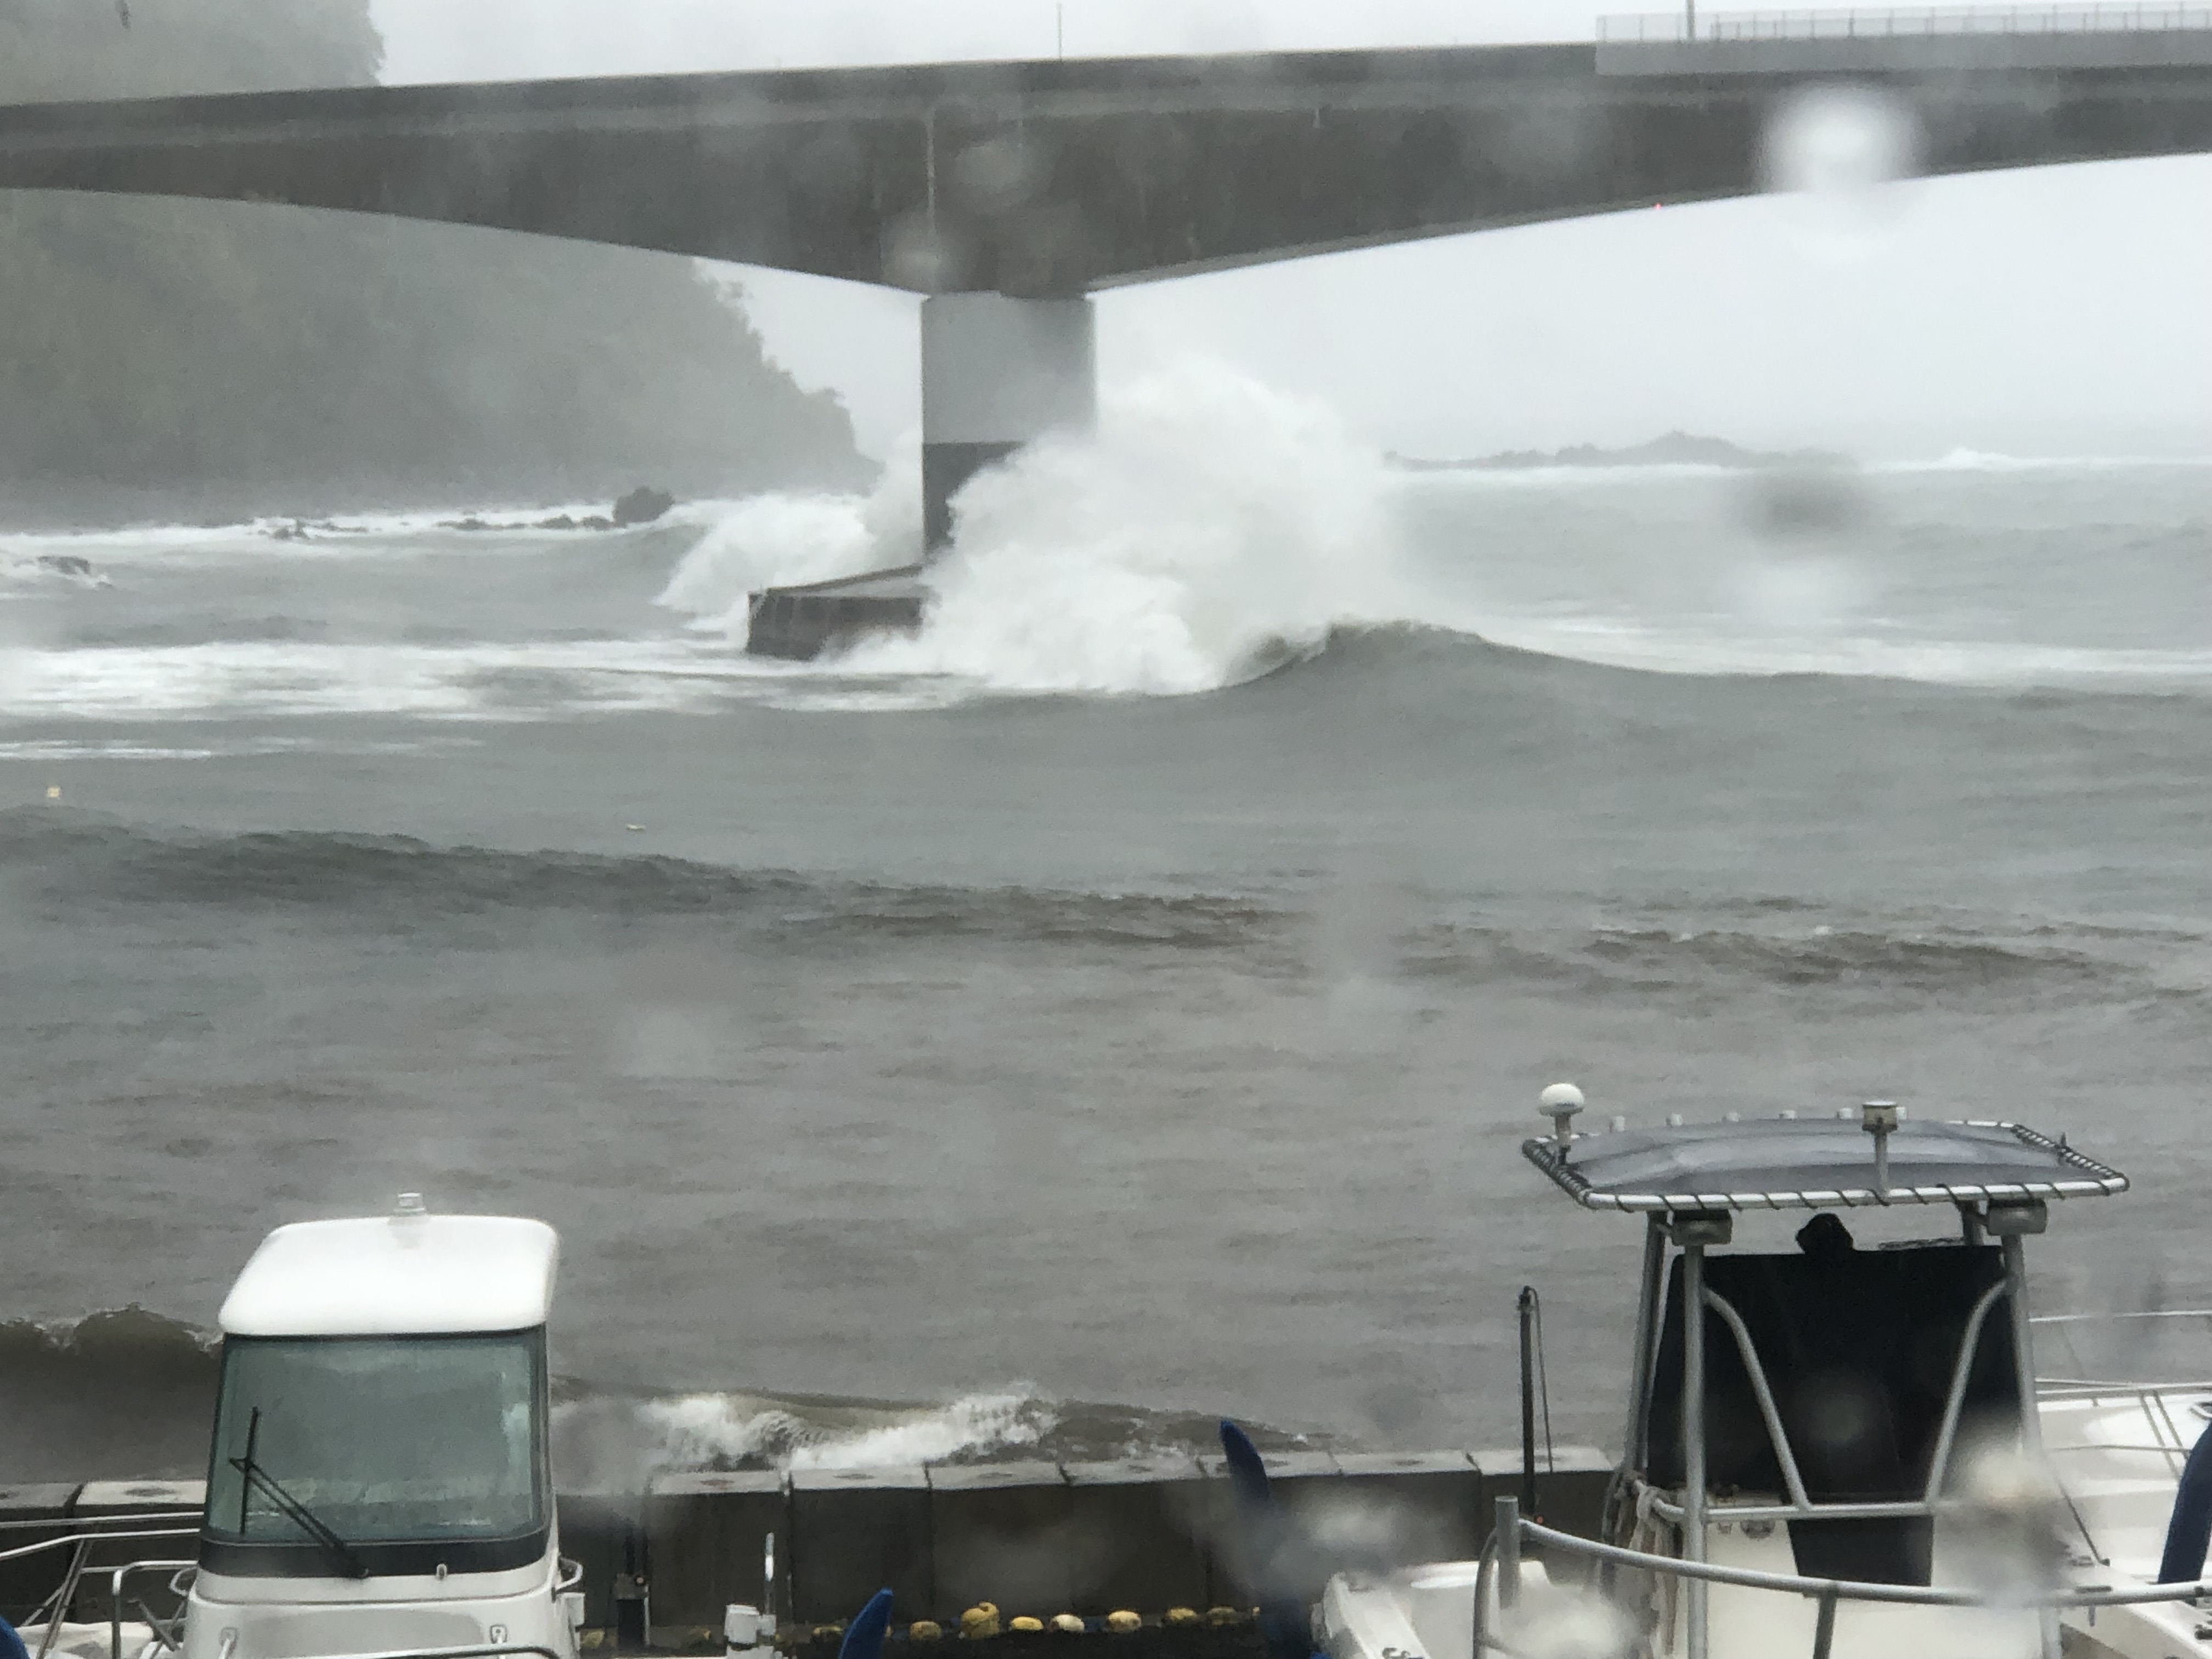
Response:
1600,2,2212,41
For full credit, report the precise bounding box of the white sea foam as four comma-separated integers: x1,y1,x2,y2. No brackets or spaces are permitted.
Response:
11,375,2205,720
658,363,1422,697
652,369,2212,702
853,366,1414,695
1869,448,2212,475
1398,459,1753,488
1476,614,2212,689
0,639,774,720
634,1388,1054,1472
1402,450,2212,487
654,460,919,634
0,496,711,574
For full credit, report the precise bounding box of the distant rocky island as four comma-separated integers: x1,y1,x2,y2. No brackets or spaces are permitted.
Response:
1394,431,1851,471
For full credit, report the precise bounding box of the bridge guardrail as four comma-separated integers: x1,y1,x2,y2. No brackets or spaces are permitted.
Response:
1599,3,2212,43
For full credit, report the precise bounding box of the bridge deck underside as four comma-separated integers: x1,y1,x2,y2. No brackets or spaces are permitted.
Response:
3,42,2212,290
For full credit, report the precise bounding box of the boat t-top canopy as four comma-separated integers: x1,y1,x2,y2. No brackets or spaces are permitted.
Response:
1515,1089,2129,1659
1523,1107,2126,1215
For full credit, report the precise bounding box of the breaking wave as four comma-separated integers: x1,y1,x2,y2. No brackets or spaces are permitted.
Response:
654,462,922,627
845,368,1423,693
0,1307,221,1482
560,1390,1270,1485
0,1308,1257,1486
649,368,2212,704
552,1388,1064,1484
658,363,1451,697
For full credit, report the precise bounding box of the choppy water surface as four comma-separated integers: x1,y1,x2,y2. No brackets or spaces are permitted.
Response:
3,371,2208,1482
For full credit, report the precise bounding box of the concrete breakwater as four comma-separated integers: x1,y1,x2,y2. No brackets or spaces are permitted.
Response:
743,568,925,661
1,1449,1610,1638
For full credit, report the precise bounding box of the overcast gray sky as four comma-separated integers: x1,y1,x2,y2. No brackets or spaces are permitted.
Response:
372,0,2212,461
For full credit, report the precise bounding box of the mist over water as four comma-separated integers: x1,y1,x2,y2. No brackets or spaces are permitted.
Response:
3,369,2210,1483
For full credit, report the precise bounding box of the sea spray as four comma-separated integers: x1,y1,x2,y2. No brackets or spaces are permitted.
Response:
641,1388,1056,1472
654,448,922,635
850,363,1413,694
548,1387,1063,1484
657,364,1426,696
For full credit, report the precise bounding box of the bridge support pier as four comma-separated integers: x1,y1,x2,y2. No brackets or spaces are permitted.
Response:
744,291,1094,658
921,291,1096,556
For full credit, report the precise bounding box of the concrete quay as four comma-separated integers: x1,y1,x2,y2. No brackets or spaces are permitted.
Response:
2,1451,1611,1635
558,1443,1615,1629
4,1451,1610,1637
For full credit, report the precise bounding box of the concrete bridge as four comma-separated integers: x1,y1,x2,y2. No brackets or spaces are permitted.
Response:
5,8,2212,647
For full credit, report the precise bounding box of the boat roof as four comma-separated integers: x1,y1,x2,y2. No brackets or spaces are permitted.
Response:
1523,1116,2126,1215
219,1211,558,1336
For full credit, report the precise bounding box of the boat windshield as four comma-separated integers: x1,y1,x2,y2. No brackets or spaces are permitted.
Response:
204,1331,545,1549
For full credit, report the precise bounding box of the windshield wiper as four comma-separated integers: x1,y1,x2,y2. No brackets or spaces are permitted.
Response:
229,1407,370,1580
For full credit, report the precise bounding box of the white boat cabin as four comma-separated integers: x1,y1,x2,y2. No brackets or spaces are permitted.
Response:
180,1199,577,1659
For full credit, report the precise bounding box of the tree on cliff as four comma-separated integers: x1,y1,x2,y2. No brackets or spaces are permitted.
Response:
0,0,866,511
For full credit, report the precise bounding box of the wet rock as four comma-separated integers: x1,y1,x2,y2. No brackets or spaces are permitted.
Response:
612,484,675,527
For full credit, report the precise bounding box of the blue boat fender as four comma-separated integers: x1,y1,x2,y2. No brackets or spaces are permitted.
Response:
837,1589,895,1659
2158,1417,2212,1583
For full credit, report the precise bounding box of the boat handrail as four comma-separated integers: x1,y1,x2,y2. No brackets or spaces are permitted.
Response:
5,1526,201,1659
12,1533,589,1659
0,1515,200,1537
1698,1289,1813,1511
1462,1509,2212,1659
2030,1310,2212,1400
1633,1475,1942,1525
106,1559,194,1659
2033,1309,2212,1324
1513,1511,2212,1606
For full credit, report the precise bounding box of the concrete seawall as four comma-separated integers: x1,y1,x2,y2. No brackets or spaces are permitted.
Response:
3,1451,1612,1634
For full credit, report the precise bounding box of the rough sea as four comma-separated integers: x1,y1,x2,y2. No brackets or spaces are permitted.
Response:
3,364,2208,1487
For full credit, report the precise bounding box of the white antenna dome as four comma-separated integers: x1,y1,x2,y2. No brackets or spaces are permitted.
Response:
1539,1082,1585,1146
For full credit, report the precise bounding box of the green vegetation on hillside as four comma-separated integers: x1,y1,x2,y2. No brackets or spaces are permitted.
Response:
0,0,865,515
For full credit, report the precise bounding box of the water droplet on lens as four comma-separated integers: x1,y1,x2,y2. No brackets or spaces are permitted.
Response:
1762,84,1920,261
1764,83,1917,195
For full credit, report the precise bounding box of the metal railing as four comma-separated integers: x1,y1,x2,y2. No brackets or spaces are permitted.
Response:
2032,1307,2212,1397
0,1516,200,1537
1599,3,2212,42
0,1530,200,1659
1643,1278,2013,1531
106,1561,194,1659
1464,1504,2212,1659
5,1525,589,1659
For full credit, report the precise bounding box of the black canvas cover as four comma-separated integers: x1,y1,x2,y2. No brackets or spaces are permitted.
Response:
1644,1242,2018,1584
